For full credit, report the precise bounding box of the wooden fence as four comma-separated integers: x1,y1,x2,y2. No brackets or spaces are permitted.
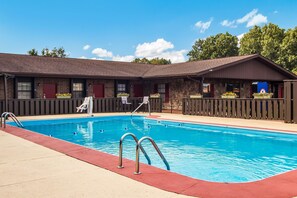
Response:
0,97,162,116
182,98,285,120
284,80,297,123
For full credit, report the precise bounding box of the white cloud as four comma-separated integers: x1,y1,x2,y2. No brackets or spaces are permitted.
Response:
112,55,135,62
246,14,267,27
221,20,237,28
134,38,187,63
221,9,268,28
195,19,213,33
91,57,104,60
237,9,258,24
237,33,245,46
83,44,90,50
150,50,187,63
135,38,174,57
237,33,245,41
273,10,278,14
85,39,186,63
92,48,113,58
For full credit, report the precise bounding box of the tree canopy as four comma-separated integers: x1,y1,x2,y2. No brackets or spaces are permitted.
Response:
278,27,297,71
132,57,171,65
239,26,262,55
28,47,67,58
188,23,297,72
187,32,239,61
260,23,284,63
27,48,38,56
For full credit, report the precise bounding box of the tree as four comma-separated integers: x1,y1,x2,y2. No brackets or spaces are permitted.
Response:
239,26,262,55
28,47,67,58
41,48,51,57
27,48,38,56
149,57,171,65
278,27,297,71
132,57,171,65
187,32,239,61
261,23,285,63
132,57,150,64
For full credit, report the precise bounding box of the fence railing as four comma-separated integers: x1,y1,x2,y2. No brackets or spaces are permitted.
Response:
182,98,285,120
0,97,162,116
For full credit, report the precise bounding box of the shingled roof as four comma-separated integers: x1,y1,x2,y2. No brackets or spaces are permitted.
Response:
0,53,296,79
0,53,154,78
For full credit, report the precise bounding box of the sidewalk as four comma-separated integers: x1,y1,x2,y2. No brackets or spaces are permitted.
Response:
0,130,189,198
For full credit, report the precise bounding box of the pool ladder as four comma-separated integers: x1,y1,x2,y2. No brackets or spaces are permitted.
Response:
0,112,24,128
118,132,170,174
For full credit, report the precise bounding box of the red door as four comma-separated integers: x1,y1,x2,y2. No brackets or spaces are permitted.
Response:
43,84,57,98
133,84,143,97
93,84,104,98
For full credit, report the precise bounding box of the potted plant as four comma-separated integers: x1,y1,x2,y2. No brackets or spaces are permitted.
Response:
221,92,237,99
117,92,129,98
189,93,203,98
253,92,273,99
56,93,72,99
150,93,160,98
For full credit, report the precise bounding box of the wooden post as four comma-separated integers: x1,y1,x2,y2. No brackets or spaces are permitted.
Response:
284,80,297,123
3,74,8,112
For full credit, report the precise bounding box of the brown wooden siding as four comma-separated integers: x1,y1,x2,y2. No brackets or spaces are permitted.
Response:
204,59,288,81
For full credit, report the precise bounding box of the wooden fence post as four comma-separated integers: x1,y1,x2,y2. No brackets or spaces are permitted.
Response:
284,80,297,123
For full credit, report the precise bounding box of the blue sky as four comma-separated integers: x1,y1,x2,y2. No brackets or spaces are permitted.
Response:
0,0,296,63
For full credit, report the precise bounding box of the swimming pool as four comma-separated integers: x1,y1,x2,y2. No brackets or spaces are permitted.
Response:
10,115,297,183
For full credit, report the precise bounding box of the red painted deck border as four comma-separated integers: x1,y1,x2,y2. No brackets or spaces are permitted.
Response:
2,118,297,198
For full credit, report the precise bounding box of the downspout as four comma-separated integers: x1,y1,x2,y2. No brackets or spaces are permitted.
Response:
4,75,7,112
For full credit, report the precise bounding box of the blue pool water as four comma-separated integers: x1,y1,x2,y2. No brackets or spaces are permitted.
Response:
10,116,297,183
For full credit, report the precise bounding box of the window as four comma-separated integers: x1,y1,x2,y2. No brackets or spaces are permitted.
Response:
117,83,126,93
226,83,240,97
17,81,32,99
203,83,214,97
157,83,169,102
203,83,210,93
72,81,85,98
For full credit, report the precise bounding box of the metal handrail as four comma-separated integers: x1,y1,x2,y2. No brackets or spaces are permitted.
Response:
0,112,24,128
118,133,151,168
135,136,170,174
131,100,151,117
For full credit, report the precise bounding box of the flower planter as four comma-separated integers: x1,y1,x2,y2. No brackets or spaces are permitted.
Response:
190,95,203,99
150,93,160,98
117,93,129,98
253,96,272,99
221,95,236,99
56,96,71,99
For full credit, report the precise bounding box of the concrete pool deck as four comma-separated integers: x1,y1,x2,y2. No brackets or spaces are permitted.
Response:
0,126,189,198
1,113,297,198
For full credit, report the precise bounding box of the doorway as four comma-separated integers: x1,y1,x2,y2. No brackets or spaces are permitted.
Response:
43,84,57,98
133,84,143,97
93,84,104,98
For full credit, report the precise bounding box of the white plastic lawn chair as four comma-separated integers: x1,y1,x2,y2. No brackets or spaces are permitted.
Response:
131,96,151,116
121,96,131,113
121,96,132,105
142,96,149,104
76,97,90,112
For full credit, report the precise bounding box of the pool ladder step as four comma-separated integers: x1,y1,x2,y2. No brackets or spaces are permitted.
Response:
0,112,24,128
118,132,170,174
